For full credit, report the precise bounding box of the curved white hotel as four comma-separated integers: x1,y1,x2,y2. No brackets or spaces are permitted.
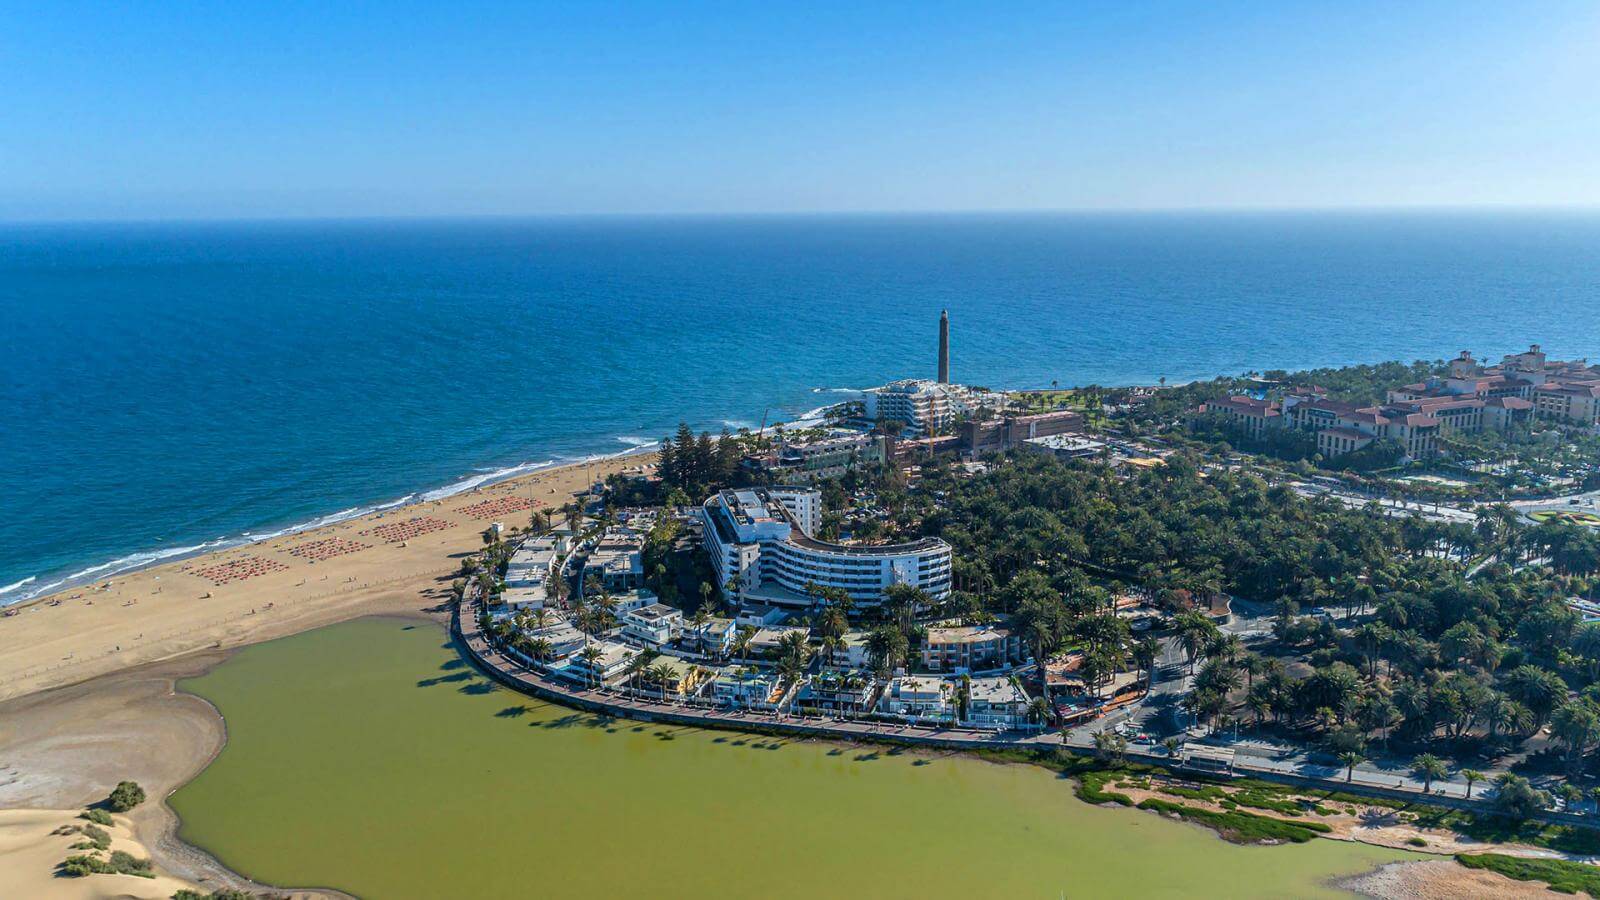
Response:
701,487,952,609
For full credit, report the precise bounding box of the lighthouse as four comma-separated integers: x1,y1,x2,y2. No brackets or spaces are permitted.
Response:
937,310,950,384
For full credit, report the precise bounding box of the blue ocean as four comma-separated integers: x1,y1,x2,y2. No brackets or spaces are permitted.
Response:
3,212,1599,603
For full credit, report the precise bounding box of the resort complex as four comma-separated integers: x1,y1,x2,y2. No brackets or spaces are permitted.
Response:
454,322,1600,869
1203,345,1600,459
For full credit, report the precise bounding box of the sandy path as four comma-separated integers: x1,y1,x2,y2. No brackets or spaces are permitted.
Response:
0,453,650,703
1339,858,1562,898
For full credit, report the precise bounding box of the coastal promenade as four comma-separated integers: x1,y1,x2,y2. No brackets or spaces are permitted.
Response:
453,595,1060,750
454,591,1600,832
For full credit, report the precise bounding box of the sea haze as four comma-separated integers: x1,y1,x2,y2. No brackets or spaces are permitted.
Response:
2,211,1599,602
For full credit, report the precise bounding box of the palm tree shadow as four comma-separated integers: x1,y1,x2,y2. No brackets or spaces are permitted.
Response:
417,671,473,687
458,682,496,695
496,705,530,718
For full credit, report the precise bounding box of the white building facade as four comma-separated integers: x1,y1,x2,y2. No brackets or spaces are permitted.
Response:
701,487,953,610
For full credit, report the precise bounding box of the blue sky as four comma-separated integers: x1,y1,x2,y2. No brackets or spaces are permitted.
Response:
2,1,1598,219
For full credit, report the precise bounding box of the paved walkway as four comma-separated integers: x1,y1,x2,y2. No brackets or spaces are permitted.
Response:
455,589,1592,824
455,595,1059,750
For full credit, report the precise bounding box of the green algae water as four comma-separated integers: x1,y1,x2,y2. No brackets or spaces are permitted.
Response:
170,618,1404,899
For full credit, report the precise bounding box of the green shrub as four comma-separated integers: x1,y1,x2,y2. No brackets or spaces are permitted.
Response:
1232,790,1306,816
107,780,146,813
1456,853,1600,897
71,824,110,851
60,848,154,879
1136,798,1330,844
108,849,153,875
1406,837,1427,847
79,808,114,826
1077,770,1134,806
62,854,109,877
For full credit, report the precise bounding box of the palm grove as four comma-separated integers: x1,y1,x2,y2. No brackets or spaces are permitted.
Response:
907,450,1600,799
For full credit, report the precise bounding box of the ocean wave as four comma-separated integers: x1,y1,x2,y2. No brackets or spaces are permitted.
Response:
418,460,558,502
1,427,654,610
241,506,366,542
0,575,37,596
1,537,242,607
811,386,869,394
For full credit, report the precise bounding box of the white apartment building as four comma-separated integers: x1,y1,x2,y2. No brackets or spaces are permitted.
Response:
502,534,565,610
701,487,952,610
864,380,1007,437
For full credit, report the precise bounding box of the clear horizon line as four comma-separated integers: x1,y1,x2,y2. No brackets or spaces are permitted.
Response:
5,201,1600,228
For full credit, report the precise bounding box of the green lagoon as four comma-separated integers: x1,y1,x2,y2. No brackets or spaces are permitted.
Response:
170,618,1405,899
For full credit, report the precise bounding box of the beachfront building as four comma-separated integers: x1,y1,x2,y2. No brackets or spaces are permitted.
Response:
686,616,737,658
608,588,659,616
878,675,954,722
920,625,1023,673
701,487,953,610
621,603,683,647
564,640,638,684
524,618,588,661
584,527,645,592
637,657,707,700
744,433,886,484
795,670,878,715
747,624,811,659
502,534,565,610
864,380,1008,437
963,676,1031,728
710,668,787,709
828,631,871,670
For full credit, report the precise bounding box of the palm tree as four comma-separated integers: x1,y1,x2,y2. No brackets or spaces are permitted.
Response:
1131,636,1160,686
819,633,845,676
622,651,653,699
527,637,553,663
1091,729,1127,763
1339,751,1364,784
776,631,812,688
577,645,604,688
732,626,755,663
1026,696,1051,725
646,661,679,698
1461,769,1485,800
1412,753,1447,794
1162,737,1181,758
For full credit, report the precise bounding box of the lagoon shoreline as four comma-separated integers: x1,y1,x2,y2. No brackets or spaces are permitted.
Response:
0,450,646,897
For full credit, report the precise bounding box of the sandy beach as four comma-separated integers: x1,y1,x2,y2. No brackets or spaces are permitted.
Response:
0,454,645,896
0,453,649,704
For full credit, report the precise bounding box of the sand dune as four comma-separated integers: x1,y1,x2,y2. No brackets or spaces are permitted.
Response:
0,808,198,900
